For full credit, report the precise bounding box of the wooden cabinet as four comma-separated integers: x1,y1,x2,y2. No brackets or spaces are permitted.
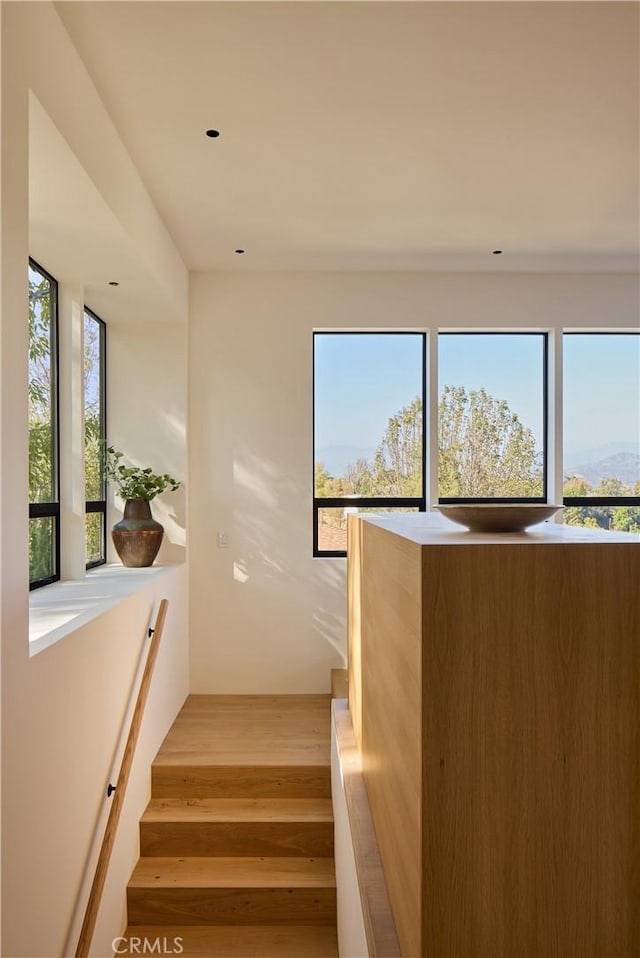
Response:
348,514,640,958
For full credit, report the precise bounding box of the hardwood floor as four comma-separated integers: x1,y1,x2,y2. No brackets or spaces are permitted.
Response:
118,695,337,957
154,695,332,766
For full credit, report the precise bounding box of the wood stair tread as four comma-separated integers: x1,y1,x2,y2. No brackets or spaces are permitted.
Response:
122,696,337,939
118,925,338,956
142,797,334,823
139,798,334,857
153,756,331,769
129,856,336,889
154,695,331,768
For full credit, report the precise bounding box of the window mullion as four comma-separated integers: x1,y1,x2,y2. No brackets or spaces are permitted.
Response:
58,283,88,580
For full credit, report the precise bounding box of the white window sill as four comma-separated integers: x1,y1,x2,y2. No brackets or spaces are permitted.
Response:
29,562,182,656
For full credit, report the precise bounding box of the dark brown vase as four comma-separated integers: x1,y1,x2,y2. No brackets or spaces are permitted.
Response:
112,498,164,567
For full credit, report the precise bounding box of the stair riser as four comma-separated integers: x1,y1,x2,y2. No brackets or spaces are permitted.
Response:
152,766,331,799
127,888,336,926
140,822,334,858
119,925,338,957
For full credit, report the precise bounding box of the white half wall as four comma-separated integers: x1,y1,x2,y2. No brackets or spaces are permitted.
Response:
3,567,188,958
188,270,639,692
332,713,369,958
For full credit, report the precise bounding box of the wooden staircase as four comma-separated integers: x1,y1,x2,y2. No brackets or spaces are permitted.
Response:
118,695,338,957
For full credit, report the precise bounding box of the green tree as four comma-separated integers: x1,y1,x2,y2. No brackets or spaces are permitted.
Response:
439,386,542,497
320,385,639,541
315,460,351,498
28,270,55,580
338,387,542,503
368,397,423,497
84,316,105,562
345,457,376,496
563,475,640,532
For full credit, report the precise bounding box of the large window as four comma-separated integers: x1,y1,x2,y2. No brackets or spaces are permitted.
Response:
313,332,426,556
438,333,547,501
313,329,640,556
84,308,107,567
563,333,640,532
28,259,59,588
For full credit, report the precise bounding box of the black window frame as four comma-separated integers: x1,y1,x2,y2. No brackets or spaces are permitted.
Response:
312,331,427,558
562,331,640,519
437,331,549,505
84,307,107,569
28,258,60,590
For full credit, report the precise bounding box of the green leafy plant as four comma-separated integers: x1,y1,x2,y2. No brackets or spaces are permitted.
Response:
105,446,181,501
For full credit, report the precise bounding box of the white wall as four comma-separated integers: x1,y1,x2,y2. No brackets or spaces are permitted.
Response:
1,4,189,955
188,270,639,692
4,569,188,958
108,321,187,566
19,2,186,320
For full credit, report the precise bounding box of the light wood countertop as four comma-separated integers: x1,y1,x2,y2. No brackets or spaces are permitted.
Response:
359,511,640,546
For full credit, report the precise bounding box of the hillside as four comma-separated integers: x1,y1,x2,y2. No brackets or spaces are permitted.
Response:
566,452,640,488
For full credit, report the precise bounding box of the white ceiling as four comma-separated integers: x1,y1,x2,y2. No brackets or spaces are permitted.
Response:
29,94,179,324
56,0,639,273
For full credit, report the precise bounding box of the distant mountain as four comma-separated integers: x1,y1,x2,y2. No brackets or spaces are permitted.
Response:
565,452,640,488
564,441,638,469
316,445,375,477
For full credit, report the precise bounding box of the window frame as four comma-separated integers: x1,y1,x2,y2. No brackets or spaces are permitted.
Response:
437,331,549,505
312,330,427,558
84,307,107,570
562,331,640,519
28,258,61,590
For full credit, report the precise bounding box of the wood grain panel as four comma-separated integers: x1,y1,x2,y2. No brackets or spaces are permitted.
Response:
356,519,423,958
350,515,639,957
142,797,334,822
140,798,333,857
127,857,337,925
151,765,331,799
421,542,640,957
127,886,336,926
129,855,336,888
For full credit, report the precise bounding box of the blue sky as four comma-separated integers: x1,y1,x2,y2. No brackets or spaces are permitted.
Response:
563,333,639,455
314,333,423,454
314,331,639,468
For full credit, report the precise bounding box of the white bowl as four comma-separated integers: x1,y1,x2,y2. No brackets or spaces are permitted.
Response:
435,504,563,533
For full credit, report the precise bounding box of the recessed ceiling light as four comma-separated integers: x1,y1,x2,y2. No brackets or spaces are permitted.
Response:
108,281,119,286
205,129,220,138
492,250,503,255
235,249,245,254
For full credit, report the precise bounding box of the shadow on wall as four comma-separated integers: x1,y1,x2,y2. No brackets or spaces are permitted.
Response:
225,443,347,667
